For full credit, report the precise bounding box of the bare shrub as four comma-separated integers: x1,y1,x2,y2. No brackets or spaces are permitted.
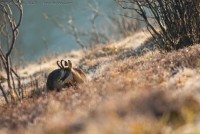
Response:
43,1,141,49
0,0,23,104
117,0,200,51
109,11,141,37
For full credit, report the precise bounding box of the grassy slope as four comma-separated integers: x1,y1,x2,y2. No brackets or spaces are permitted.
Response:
1,31,200,134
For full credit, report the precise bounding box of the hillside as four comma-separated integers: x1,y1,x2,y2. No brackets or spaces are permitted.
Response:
0,30,200,134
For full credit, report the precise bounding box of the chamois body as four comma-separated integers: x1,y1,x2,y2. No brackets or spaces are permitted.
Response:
46,60,86,91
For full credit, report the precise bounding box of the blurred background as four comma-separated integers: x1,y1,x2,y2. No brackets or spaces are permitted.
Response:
13,0,140,65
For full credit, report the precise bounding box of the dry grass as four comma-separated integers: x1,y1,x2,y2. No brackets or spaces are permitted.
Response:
0,31,200,134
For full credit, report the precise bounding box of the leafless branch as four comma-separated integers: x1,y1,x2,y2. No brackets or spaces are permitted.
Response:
0,0,23,104
116,0,200,51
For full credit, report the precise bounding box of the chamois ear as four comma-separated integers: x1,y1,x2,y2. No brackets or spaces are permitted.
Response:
68,60,72,69
64,60,68,66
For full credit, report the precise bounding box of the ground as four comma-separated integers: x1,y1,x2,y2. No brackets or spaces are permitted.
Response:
0,30,200,134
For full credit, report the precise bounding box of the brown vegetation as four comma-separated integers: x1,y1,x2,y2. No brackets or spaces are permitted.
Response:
0,31,200,133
